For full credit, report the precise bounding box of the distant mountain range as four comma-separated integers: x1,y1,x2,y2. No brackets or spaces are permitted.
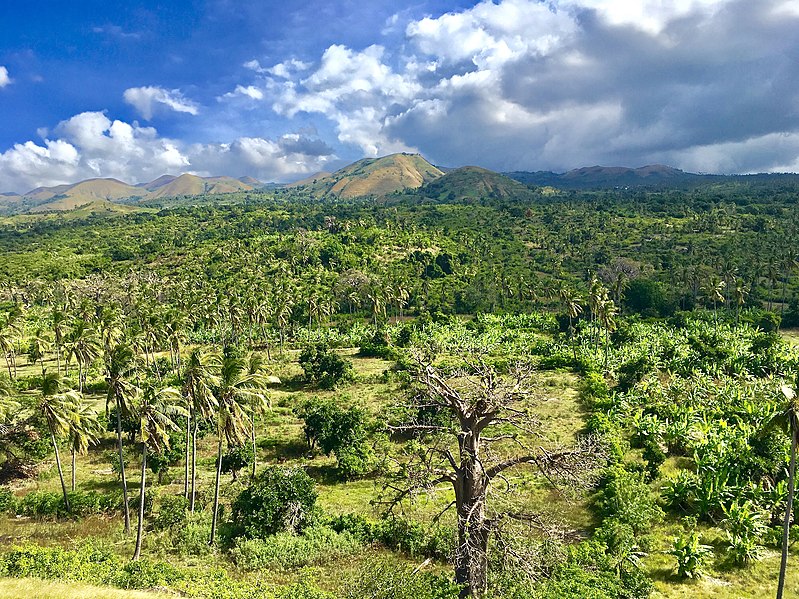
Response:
4,154,799,215
0,174,260,214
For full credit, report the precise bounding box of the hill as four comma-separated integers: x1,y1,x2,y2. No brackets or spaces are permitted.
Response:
505,164,707,189
420,166,535,202
290,153,444,198
4,174,257,214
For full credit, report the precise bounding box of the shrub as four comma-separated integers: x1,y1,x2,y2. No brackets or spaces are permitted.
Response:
152,494,189,530
232,466,318,538
299,343,354,389
231,525,362,570
668,530,711,578
295,398,374,478
722,500,766,566
342,557,461,599
597,467,663,537
221,444,254,481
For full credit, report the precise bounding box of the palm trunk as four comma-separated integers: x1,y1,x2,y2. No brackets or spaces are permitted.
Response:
209,435,224,545
71,446,76,492
50,429,70,513
251,413,257,478
777,425,797,599
132,442,147,561
116,404,131,534
190,419,198,513
183,412,191,501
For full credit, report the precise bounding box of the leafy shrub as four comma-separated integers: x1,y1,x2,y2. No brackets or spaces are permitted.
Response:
295,398,373,478
342,557,461,599
668,530,711,578
14,490,118,520
597,467,663,537
0,487,16,514
231,525,362,570
152,494,189,530
299,343,354,389
221,444,254,481
327,513,454,559
722,500,766,566
232,466,318,538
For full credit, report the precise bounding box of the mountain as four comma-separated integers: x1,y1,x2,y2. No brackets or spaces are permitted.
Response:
505,165,709,189
420,166,535,201
290,153,444,198
4,174,257,214
144,174,254,199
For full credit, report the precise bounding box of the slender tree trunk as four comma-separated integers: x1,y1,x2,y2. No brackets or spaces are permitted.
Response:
190,419,198,513
183,412,191,501
116,404,131,534
251,413,257,478
777,426,797,599
50,429,71,513
71,446,76,492
209,435,224,545
132,443,147,561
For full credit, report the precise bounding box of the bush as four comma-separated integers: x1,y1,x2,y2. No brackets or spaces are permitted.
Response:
668,530,711,578
597,467,663,537
295,398,374,479
343,557,461,599
152,494,189,530
14,490,118,520
231,525,362,570
299,343,354,389
221,444,254,481
327,513,454,559
232,466,318,538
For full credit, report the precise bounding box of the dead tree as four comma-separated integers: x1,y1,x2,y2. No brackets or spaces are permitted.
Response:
384,357,603,598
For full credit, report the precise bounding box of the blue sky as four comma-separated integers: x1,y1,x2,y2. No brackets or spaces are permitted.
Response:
1,0,798,192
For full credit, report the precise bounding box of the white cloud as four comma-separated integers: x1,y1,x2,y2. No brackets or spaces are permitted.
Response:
0,66,11,88
0,111,334,192
249,0,799,172
123,86,199,120
221,85,264,100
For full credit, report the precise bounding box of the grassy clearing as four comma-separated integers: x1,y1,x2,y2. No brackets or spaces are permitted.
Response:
0,347,595,593
0,577,176,598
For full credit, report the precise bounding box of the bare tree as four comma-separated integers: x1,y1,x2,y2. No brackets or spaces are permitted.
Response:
383,356,603,598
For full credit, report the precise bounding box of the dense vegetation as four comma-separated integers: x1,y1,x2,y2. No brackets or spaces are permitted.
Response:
0,181,798,598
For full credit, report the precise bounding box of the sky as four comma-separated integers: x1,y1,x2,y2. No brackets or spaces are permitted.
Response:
1,0,798,192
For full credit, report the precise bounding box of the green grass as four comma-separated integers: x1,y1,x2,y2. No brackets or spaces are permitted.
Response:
0,578,176,599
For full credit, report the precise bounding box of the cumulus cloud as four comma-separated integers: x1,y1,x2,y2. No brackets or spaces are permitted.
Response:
221,85,264,101
0,111,334,192
0,66,11,88
123,86,199,120
225,0,799,173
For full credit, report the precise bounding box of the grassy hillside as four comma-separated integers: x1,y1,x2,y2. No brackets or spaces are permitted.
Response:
292,153,444,198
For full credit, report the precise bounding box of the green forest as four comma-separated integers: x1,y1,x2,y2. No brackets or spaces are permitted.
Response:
1,180,799,599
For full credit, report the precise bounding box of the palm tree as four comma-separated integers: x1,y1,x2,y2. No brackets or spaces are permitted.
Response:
66,320,101,393
774,380,799,599
27,329,52,376
181,348,219,511
209,347,267,545
37,372,80,512
67,397,100,491
105,343,140,534
132,384,185,560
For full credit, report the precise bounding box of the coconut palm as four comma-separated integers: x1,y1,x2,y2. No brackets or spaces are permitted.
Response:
105,343,140,534
209,347,267,545
37,372,80,512
27,329,52,376
65,320,101,393
67,397,101,491
132,384,185,560
181,348,220,510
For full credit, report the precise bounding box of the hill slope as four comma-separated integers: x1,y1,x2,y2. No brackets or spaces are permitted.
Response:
8,174,257,213
421,166,535,201
291,153,444,198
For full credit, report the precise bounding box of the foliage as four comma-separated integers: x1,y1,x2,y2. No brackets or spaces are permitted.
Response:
299,344,354,389
230,525,362,570
231,466,318,538
668,530,712,578
341,557,461,599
